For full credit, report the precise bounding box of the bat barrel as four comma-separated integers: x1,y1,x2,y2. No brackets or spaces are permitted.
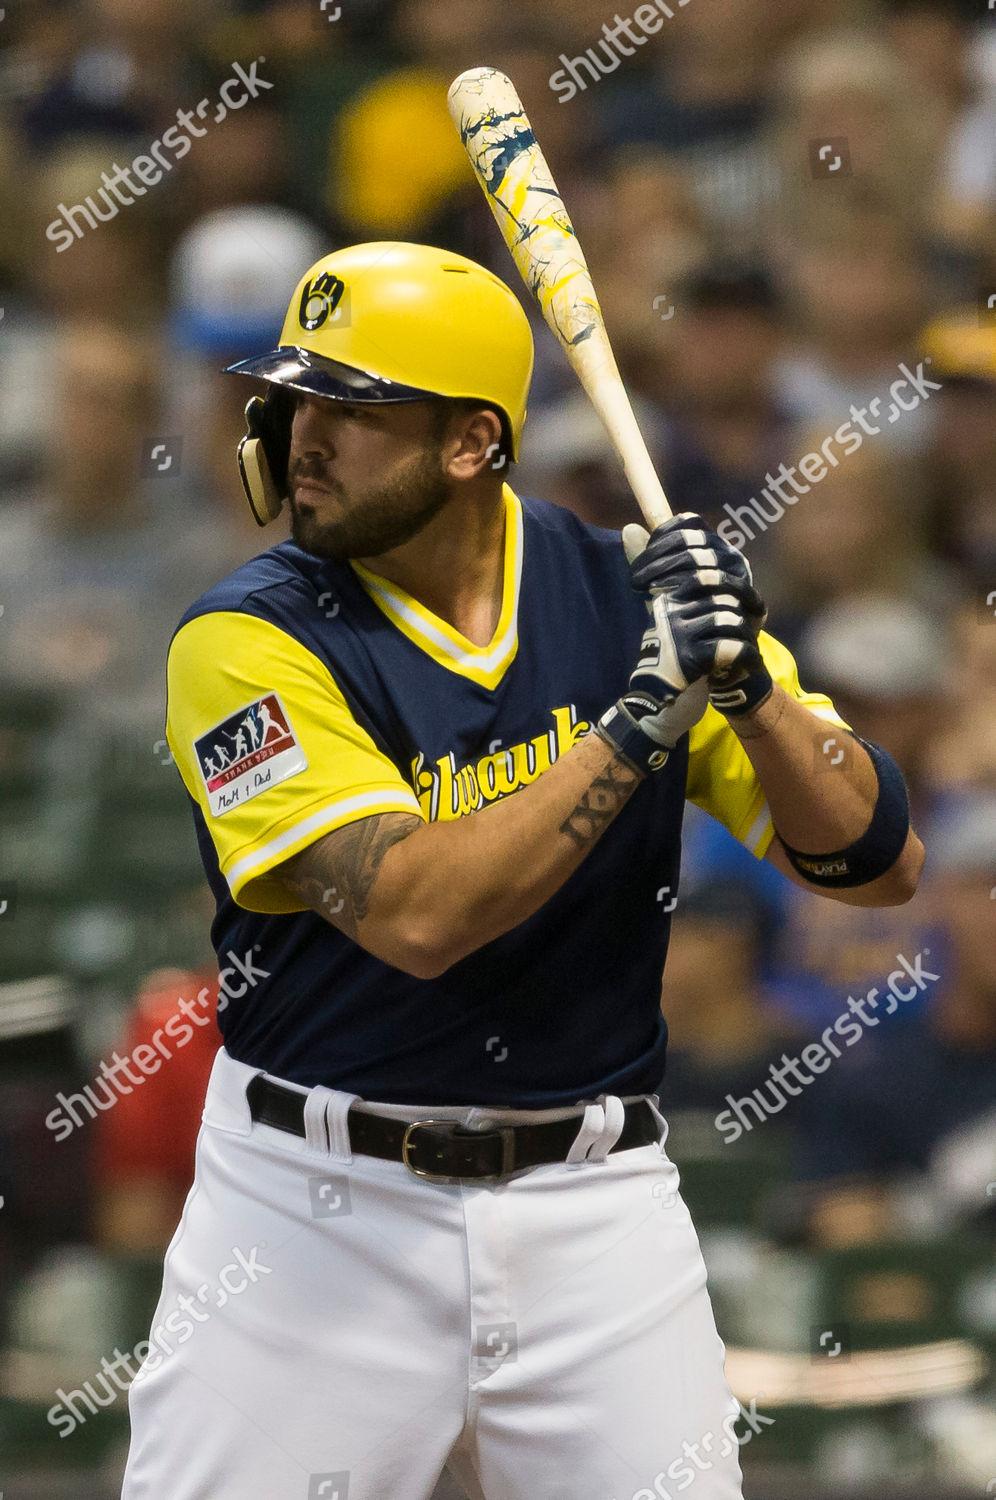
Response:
449,66,673,529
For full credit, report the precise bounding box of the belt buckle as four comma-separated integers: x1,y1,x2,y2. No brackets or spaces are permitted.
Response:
401,1119,516,1182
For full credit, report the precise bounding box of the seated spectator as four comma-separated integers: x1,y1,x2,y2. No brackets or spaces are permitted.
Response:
764,441,957,644
772,224,937,456
588,0,800,241
0,139,163,488
658,877,787,1119
515,174,707,530
523,146,706,447
0,317,234,735
95,967,219,1256
885,0,996,261
795,794,996,1246
678,596,953,1036
178,93,290,225
585,149,708,367
167,202,325,554
771,28,946,247
330,0,517,240
515,386,667,530
17,0,200,155
921,308,996,591
797,594,955,823
652,259,792,554
925,598,996,792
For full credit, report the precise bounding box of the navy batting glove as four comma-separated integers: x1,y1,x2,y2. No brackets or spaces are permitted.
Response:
623,516,773,717
625,513,755,600
622,517,767,685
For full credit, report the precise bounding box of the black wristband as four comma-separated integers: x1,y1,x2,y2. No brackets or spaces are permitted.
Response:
596,699,670,776
778,736,910,887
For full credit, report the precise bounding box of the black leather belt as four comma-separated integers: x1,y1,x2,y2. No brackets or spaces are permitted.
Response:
246,1074,660,1182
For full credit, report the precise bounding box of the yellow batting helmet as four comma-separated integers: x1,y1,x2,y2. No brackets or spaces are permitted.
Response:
225,241,534,525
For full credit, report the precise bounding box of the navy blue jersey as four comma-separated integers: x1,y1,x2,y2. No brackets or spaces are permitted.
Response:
166,487,839,1106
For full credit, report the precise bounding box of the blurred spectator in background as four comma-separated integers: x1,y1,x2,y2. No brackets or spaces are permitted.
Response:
764,596,951,1028
583,149,707,371
926,598,996,793
885,0,996,265
658,876,787,1118
176,92,290,225
516,179,709,529
652,260,791,548
167,202,325,556
764,439,956,643
95,968,218,1257
678,596,952,1041
797,794,996,1247
331,0,507,240
516,385,665,530
589,0,814,243
17,0,200,155
922,307,996,591
799,595,954,820
0,139,163,488
773,222,937,452
772,28,946,247
0,318,229,736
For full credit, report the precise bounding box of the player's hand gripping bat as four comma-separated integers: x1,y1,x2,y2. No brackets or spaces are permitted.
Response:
447,66,673,529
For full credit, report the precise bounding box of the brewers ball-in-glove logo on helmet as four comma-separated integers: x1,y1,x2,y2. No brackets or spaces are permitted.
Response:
225,241,535,526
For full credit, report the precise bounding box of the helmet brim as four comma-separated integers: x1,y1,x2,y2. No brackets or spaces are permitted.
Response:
223,346,443,405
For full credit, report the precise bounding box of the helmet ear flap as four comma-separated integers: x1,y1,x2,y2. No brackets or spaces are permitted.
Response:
236,389,296,527
237,429,283,527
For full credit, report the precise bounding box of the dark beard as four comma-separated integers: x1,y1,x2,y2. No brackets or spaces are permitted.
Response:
287,447,452,561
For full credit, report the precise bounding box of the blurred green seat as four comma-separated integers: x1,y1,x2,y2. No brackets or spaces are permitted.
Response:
666,1108,793,1230
93,807,203,901
86,739,203,901
0,1394,128,1470
0,897,88,983
814,1235,996,1358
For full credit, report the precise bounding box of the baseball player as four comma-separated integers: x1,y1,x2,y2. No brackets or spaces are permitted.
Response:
123,242,923,1500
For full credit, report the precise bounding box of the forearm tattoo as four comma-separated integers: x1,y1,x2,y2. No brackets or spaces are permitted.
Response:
559,757,640,850
281,812,421,939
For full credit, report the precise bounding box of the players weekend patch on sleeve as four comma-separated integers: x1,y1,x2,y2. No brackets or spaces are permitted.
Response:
194,693,307,816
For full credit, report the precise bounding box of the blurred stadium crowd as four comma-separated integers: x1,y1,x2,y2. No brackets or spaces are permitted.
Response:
0,0,995,1494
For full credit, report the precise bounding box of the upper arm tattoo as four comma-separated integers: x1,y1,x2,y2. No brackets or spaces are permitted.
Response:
279,812,421,940
558,756,640,850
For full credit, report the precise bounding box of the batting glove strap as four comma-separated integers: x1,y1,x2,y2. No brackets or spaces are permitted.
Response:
596,698,672,776
778,737,910,887
708,662,774,718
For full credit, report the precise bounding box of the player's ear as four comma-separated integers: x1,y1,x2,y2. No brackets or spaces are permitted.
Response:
442,407,506,481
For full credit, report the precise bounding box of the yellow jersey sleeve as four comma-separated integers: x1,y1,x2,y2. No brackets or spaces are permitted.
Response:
166,611,423,913
685,631,848,858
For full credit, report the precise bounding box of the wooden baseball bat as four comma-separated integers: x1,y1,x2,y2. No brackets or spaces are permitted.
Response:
447,66,673,528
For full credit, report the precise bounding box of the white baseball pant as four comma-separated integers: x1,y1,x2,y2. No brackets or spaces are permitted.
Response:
122,1048,744,1500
